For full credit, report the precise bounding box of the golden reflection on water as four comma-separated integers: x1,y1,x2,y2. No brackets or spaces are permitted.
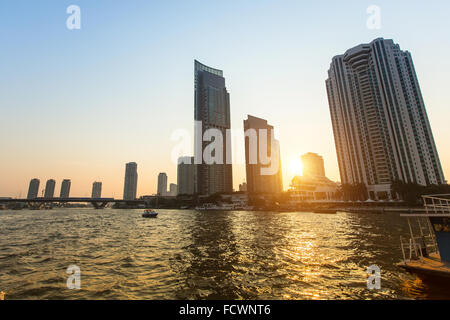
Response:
0,209,448,299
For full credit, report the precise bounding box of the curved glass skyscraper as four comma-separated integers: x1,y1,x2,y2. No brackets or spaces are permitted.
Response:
194,60,233,195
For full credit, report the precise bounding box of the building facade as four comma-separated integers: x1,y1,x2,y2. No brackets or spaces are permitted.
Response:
301,153,326,178
326,38,445,199
157,173,168,196
194,60,233,195
60,179,71,198
44,179,56,198
177,156,195,195
169,183,178,196
290,153,338,201
27,178,40,199
244,115,283,194
92,181,102,198
123,162,138,200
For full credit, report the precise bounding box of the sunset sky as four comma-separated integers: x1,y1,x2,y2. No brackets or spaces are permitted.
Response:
1,0,449,197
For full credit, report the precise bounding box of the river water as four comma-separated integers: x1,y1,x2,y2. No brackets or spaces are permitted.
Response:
0,209,448,300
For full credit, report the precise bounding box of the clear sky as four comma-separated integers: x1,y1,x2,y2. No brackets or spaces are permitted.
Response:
1,0,450,197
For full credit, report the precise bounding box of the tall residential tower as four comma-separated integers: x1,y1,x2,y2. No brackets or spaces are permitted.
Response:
123,162,138,200
92,182,102,198
27,178,40,199
157,172,168,196
44,179,56,198
60,179,71,198
326,38,445,199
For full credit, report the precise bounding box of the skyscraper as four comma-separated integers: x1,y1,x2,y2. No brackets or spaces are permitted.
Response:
157,173,168,196
326,38,445,199
194,60,233,195
92,182,102,198
244,115,283,194
44,179,56,198
177,156,195,195
60,179,71,198
169,183,178,196
27,178,40,199
301,153,325,178
123,162,138,200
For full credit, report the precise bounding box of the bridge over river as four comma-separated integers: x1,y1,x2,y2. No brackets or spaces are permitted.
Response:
0,197,156,209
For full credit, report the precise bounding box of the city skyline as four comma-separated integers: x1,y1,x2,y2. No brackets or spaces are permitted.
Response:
2,1,450,198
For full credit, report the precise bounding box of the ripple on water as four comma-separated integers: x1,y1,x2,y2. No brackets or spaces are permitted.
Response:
0,208,448,299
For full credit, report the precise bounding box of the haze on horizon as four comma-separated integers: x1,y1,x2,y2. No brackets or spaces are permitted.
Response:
1,0,449,198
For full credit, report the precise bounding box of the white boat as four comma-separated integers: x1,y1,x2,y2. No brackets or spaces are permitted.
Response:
397,194,450,280
142,209,158,218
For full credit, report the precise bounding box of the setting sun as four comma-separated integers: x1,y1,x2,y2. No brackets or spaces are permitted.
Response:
289,158,303,176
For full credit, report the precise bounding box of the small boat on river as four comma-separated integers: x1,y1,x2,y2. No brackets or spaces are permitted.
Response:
142,209,158,218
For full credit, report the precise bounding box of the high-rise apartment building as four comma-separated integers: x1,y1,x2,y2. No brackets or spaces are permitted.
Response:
60,179,71,198
27,178,40,199
44,179,56,198
177,156,195,195
123,162,138,200
157,173,168,196
244,115,283,194
194,60,233,195
92,182,102,198
326,38,445,199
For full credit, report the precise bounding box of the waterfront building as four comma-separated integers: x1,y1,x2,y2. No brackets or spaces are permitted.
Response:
244,115,283,194
123,162,138,200
239,182,247,192
92,181,102,198
44,179,56,199
194,60,233,195
157,172,168,196
27,178,40,199
290,153,338,201
60,179,71,198
326,38,445,200
301,153,326,178
177,156,195,195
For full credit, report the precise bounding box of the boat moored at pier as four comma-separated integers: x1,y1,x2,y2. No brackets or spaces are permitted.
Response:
397,194,450,280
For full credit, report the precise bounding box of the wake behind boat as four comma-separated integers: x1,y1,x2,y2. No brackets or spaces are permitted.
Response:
142,209,158,218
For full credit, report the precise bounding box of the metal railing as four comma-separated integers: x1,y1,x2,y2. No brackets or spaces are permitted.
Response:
399,194,448,264
400,235,435,264
423,194,450,215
